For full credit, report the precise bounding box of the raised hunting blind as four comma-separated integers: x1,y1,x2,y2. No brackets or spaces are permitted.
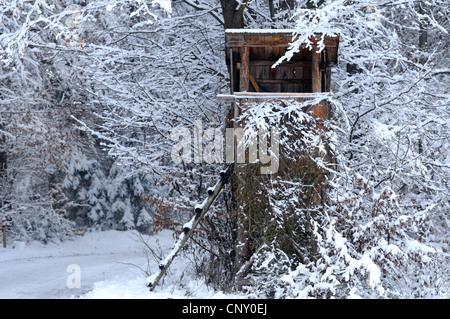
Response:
219,29,339,132
218,29,341,271
218,29,340,169
224,29,339,94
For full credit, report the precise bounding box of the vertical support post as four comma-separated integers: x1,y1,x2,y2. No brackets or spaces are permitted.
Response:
229,48,234,94
311,44,327,208
312,45,327,120
325,67,331,92
234,46,251,279
312,46,321,93
310,44,325,256
239,46,250,92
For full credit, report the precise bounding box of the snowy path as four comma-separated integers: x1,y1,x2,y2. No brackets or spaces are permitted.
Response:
0,230,172,299
0,251,144,298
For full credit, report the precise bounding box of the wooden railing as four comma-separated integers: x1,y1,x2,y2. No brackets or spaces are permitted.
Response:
217,92,331,121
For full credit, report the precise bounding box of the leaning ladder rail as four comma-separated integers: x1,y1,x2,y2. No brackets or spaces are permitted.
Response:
148,164,233,291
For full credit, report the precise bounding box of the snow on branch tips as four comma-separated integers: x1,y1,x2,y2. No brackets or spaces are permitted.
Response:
107,0,171,23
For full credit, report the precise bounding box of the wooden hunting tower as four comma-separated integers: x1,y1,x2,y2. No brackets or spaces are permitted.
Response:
219,29,339,122
218,30,340,268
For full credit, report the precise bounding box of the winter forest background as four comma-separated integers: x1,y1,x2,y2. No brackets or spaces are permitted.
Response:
0,0,449,298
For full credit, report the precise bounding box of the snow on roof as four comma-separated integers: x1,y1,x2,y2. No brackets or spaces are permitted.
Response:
225,29,298,35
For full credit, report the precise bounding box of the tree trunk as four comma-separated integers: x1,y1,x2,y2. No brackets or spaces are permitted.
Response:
0,152,6,176
268,0,275,20
0,131,6,178
417,1,427,154
418,1,428,49
0,133,6,209
220,0,248,274
220,0,246,29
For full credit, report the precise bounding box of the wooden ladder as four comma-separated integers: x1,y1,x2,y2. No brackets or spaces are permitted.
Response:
148,164,233,291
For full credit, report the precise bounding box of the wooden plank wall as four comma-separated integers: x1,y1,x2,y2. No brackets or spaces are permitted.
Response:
226,32,339,95
246,46,313,93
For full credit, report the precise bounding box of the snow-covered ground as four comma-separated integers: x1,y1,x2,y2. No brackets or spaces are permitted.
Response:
0,230,235,299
